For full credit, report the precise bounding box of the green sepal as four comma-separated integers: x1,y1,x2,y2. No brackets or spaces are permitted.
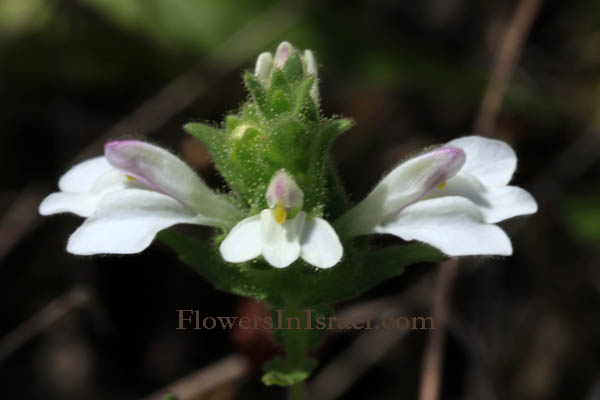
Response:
270,68,290,93
244,72,271,119
225,115,242,132
184,122,227,154
266,118,309,171
183,122,230,177
269,89,292,116
281,52,304,86
241,102,261,123
293,77,318,123
319,117,354,148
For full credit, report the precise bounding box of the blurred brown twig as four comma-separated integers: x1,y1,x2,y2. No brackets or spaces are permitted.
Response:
0,286,101,364
474,0,543,135
143,354,250,400
418,259,458,400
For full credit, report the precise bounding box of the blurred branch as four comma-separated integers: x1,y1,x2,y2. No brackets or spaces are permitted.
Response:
529,128,600,205
0,286,105,364
418,259,459,400
308,271,436,400
310,327,409,400
144,354,250,400
474,0,543,135
0,185,47,261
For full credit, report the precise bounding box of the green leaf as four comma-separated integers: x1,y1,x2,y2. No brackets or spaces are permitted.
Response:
262,357,317,387
159,229,443,309
157,230,270,301
364,244,444,283
163,394,179,400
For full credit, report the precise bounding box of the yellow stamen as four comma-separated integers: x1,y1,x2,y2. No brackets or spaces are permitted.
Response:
437,181,447,189
126,175,136,181
274,201,287,224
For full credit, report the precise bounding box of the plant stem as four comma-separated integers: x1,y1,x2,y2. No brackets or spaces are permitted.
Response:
288,380,306,400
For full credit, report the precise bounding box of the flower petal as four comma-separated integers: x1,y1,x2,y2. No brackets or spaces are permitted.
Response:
274,41,293,68
66,189,203,255
447,136,517,186
40,170,135,217
219,215,262,263
58,156,113,193
104,140,239,223
433,174,538,223
375,197,512,256
260,209,305,268
40,192,106,217
336,146,465,237
300,217,343,268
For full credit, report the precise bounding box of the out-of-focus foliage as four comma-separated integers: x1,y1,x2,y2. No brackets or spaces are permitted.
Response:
81,0,275,52
0,0,53,38
562,189,600,245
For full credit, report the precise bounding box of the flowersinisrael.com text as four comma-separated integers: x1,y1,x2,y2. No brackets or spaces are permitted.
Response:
176,309,435,331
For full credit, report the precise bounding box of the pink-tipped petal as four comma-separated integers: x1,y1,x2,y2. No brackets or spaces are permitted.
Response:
265,169,304,210
104,140,238,224
337,146,466,237
274,41,293,68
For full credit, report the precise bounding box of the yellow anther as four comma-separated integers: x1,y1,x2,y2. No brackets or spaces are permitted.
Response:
273,201,287,224
437,181,447,189
126,175,136,181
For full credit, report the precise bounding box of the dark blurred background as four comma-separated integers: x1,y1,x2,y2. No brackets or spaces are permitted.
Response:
1,0,599,399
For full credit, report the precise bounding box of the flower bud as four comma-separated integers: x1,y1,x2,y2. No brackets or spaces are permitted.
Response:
266,170,304,224
273,41,294,69
255,52,273,83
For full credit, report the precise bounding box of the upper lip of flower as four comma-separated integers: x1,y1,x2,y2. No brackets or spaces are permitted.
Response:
335,135,537,257
335,145,466,237
39,140,242,255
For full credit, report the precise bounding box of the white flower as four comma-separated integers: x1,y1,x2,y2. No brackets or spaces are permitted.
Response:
219,170,343,269
39,140,241,255
254,41,319,103
336,136,537,256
